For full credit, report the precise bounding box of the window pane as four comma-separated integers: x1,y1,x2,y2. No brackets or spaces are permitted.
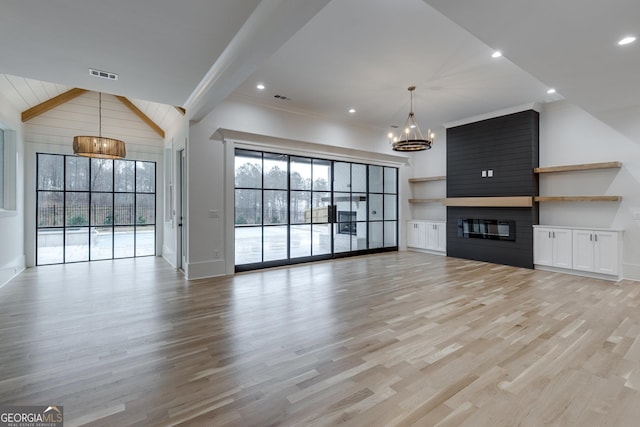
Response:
369,165,383,193
369,222,383,249
136,161,155,193
115,194,135,225
384,195,397,220
264,153,288,189
264,190,287,225
235,189,261,225
334,223,354,253
235,150,262,188
38,154,64,190
312,224,331,255
91,193,113,226
135,225,155,256
290,157,311,190
37,229,64,264
115,160,135,192
384,167,397,194
369,194,383,220
90,227,113,260
290,191,311,224
66,156,89,191
290,224,311,258
355,223,367,250
312,159,331,191
91,158,113,191
136,194,155,225
352,164,367,192
38,192,64,227
334,162,350,192
65,192,89,226
312,192,331,223
384,221,397,247
264,226,288,261
352,193,367,221
114,226,134,258
235,226,262,264
65,228,89,262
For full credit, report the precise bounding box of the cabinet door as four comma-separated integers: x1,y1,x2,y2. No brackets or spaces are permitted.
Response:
594,231,618,275
433,222,446,252
552,228,572,268
533,228,553,266
572,230,595,272
407,221,426,249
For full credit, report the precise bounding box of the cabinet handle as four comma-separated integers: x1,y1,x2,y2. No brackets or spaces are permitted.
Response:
590,234,592,241
595,234,598,242
553,232,555,238
548,231,551,238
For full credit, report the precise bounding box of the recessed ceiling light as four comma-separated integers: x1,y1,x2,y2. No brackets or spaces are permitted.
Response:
256,83,265,90
547,88,556,94
491,51,502,58
618,36,636,45
348,108,356,114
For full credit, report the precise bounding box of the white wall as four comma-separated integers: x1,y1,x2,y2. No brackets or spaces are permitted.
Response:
406,129,447,224
539,101,640,281
186,97,411,279
23,91,165,267
0,92,25,287
161,112,189,269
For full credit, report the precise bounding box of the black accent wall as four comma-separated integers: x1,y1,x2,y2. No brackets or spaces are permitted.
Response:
446,110,539,269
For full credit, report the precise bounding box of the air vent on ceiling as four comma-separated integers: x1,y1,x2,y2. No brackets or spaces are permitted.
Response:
89,68,118,81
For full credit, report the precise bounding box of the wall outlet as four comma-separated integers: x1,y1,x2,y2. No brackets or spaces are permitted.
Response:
208,209,220,218
633,210,640,220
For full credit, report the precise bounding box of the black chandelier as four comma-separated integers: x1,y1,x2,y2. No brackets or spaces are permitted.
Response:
388,86,433,152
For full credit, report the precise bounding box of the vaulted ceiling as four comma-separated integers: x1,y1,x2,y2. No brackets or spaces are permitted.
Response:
1,0,637,135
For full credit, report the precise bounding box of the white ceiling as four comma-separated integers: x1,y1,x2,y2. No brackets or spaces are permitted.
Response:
1,0,637,135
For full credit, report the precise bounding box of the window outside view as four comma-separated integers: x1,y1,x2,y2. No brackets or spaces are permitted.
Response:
234,149,397,269
36,153,156,265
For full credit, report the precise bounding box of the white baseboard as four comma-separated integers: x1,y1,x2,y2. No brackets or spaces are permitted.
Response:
186,259,228,280
0,254,26,289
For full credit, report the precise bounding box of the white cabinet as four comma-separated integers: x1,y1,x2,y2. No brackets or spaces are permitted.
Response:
426,221,446,252
533,227,572,268
407,221,427,249
572,229,619,275
407,220,446,253
533,225,622,280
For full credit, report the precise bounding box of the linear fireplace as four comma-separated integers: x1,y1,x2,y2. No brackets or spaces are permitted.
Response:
458,218,516,241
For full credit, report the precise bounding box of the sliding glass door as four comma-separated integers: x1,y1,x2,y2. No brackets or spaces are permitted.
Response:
234,149,397,271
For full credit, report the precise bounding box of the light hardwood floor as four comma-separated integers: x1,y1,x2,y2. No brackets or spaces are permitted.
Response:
1,252,640,426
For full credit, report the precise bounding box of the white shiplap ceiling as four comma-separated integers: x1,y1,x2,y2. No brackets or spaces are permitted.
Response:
0,0,638,134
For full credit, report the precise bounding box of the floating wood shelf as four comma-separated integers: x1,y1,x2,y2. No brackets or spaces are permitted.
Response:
534,161,622,174
534,196,622,202
443,196,533,207
408,176,446,183
408,198,444,204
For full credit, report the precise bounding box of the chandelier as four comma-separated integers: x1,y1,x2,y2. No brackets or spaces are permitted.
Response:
388,86,434,152
73,92,126,159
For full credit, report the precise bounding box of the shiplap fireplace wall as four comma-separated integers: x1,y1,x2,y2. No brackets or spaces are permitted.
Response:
445,110,539,268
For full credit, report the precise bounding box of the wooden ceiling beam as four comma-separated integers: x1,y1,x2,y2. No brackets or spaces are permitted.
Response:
115,96,165,138
21,88,88,122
